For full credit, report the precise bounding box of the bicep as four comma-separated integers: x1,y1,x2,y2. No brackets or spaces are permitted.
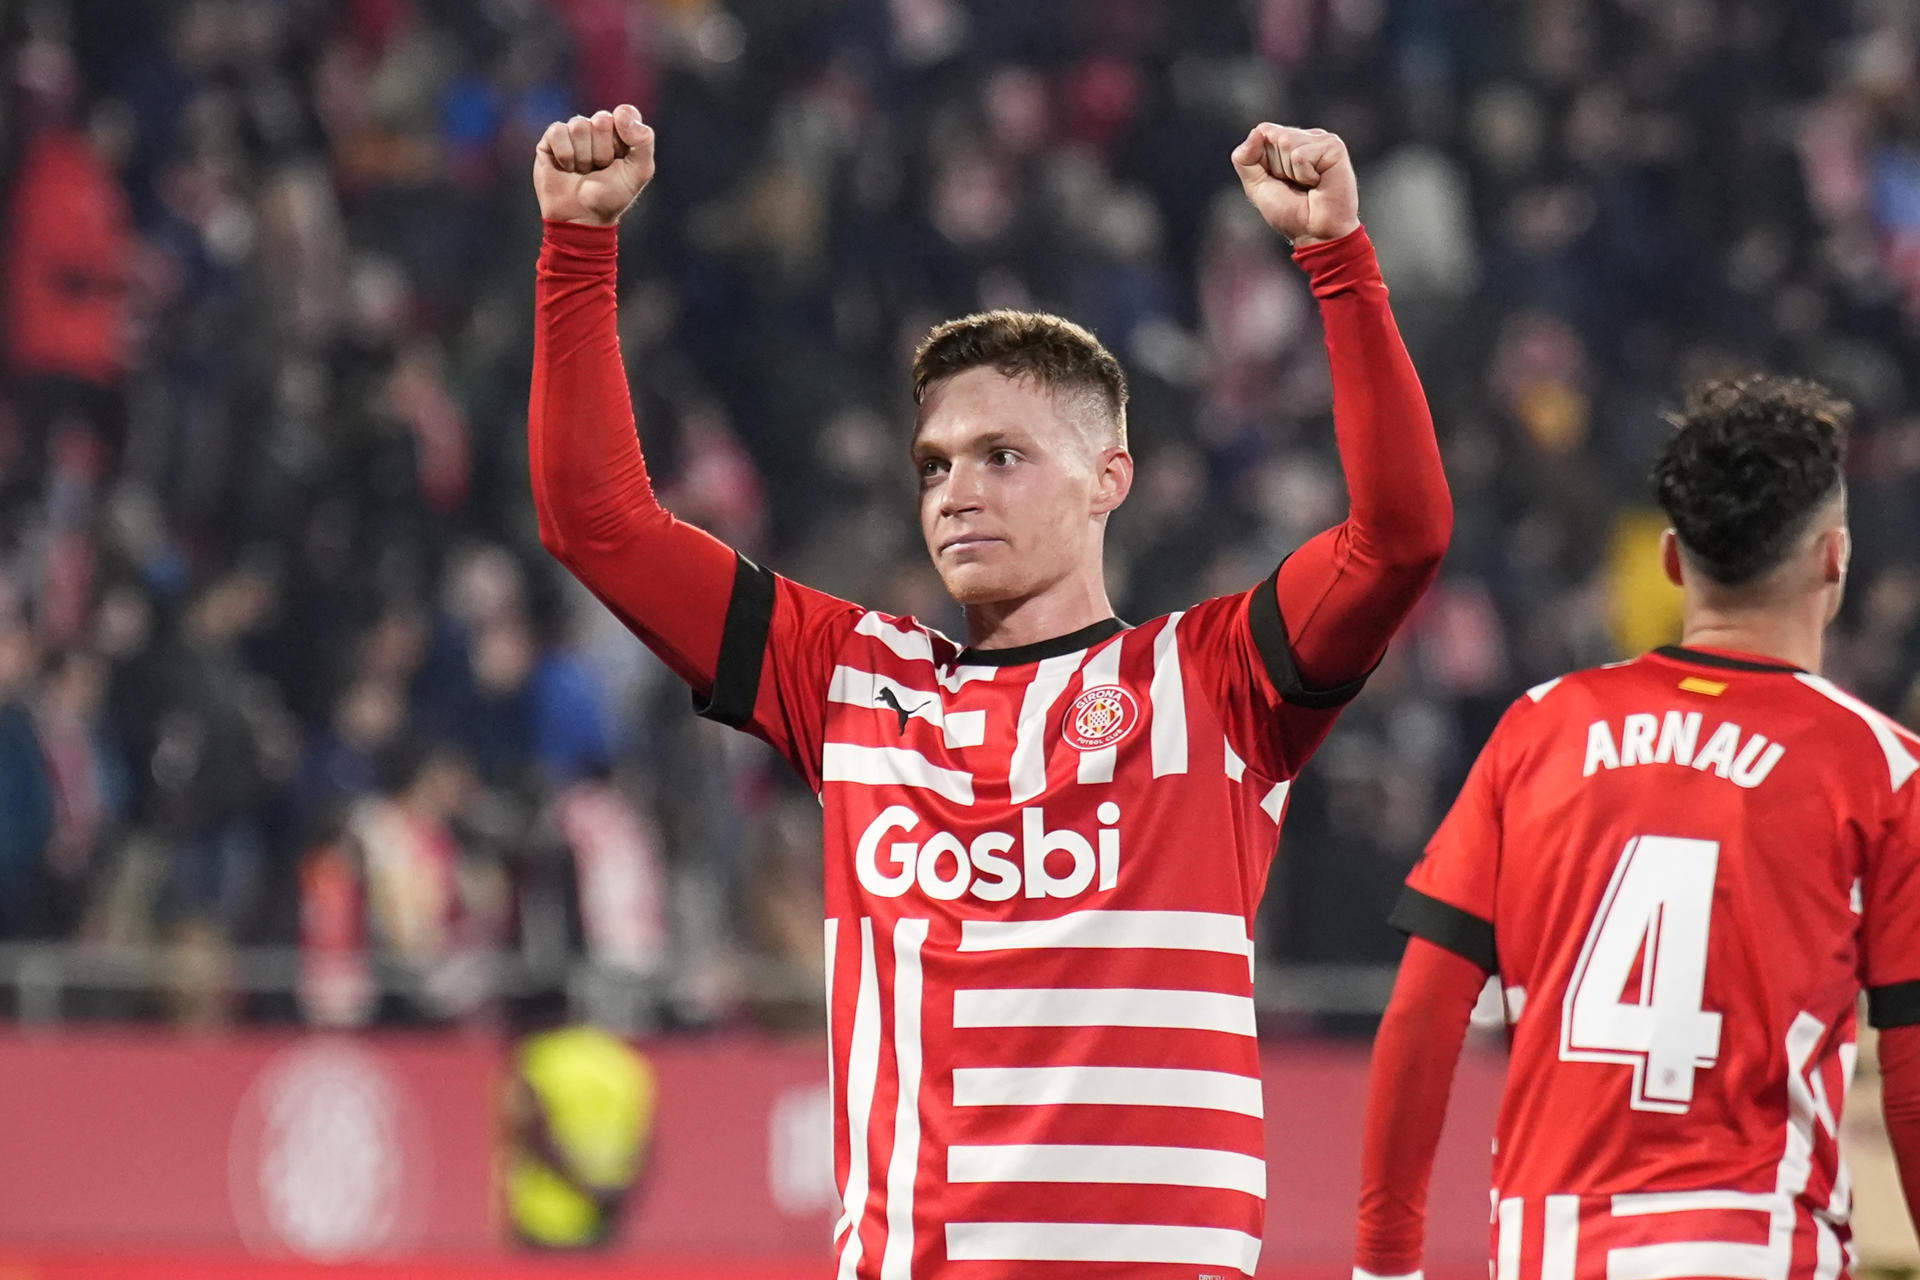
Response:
1275,522,1437,691
1186,583,1365,782
693,561,862,788
1390,729,1510,972
1866,826,1920,1029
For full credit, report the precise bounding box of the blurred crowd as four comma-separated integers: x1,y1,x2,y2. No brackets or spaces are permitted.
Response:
2,0,1919,1028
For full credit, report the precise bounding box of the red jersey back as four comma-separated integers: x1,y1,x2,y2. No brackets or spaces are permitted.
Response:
1397,646,1920,1280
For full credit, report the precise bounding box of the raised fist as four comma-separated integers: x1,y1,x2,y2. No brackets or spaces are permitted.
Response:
534,105,656,227
1231,124,1360,247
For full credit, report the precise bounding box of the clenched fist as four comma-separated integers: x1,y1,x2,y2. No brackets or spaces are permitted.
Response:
1231,124,1360,247
534,105,656,227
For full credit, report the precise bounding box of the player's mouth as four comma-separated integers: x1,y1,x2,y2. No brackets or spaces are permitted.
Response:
941,534,1003,554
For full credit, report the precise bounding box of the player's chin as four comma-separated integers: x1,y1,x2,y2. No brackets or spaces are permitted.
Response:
937,562,1025,607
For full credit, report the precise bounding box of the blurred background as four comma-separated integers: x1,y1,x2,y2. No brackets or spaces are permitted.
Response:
0,0,1917,1275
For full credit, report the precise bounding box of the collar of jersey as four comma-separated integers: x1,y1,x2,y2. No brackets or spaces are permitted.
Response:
953,618,1127,667
1652,644,1804,674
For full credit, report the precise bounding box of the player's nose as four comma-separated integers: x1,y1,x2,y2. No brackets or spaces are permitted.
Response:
939,459,986,516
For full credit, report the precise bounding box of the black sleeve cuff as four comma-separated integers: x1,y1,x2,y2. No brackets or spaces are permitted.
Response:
1389,886,1497,974
1868,980,1920,1030
1247,560,1373,710
692,553,777,729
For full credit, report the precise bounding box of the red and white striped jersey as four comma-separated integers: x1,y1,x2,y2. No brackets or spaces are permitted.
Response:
1395,646,1920,1280
696,557,1363,1279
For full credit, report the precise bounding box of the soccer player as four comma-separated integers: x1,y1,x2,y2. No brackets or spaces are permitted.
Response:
532,105,1450,1277
1353,378,1920,1280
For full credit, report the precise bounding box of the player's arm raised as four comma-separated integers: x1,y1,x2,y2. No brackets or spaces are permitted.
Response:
529,106,739,692
1232,126,1451,708
530,107,860,773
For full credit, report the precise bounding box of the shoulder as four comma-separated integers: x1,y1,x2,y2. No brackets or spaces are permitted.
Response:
1474,661,1651,765
1789,673,1920,794
835,606,963,669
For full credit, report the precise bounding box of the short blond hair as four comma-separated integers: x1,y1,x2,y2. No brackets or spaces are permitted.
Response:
912,310,1129,446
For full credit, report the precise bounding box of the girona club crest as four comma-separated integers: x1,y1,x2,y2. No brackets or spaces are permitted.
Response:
1062,685,1140,751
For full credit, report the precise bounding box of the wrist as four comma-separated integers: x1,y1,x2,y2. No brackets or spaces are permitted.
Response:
1292,219,1362,248
540,219,619,269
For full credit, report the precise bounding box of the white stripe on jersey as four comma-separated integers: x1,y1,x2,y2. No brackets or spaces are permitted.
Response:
822,743,974,804
1795,673,1920,790
879,919,928,1280
1223,738,1246,781
952,986,1256,1036
1606,1242,1773,1280
830,667,939,726
1542,1195,1579,1280
856,612,936,664
1260,780,1291,822
834,920,882,1275
938,665,998,693
1526,677,1564,703
1815,1221,1843,1280
1778,1012,1825,1201
943,710,987,748
828,666,985,749
952,1065,1264,1116
823,917,838,1194
1010,651,1089,804
946,1221,1262,1272
947,1143,1266,1196
1076,639,1125,785
957,909,1252,961
1496,1197,1521,1280
1611,1190,1781,1216
1149,612,1189,777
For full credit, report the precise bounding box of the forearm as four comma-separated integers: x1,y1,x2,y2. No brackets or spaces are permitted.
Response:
530,220,735,688
1276,227,1451,687
1355,937,1487,1279
1882,1022,1920,1232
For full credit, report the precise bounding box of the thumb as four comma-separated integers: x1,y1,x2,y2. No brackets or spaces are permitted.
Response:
1231,130,1266,177
612,104,647,149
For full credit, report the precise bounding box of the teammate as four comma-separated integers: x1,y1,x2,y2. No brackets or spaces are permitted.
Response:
531,105,1450,1276
1353,377,1920,1280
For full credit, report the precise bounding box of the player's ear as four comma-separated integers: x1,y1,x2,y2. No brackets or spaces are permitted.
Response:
1091,447,1133,516
1660,529,1684,588
1823,526,1850,587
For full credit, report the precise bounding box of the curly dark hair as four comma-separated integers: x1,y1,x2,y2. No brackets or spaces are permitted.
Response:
912,310,1129,445
1650,375,1851,588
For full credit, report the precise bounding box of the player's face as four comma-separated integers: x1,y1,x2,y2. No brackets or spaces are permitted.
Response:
912,368,1124,606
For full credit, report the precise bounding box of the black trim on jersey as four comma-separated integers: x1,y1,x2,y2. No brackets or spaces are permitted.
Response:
1869,980,1920,1030
1653,645,1803,675
955,618,1126,667
1389,886,1497,974
692,553,777,728
1248,561,1374,709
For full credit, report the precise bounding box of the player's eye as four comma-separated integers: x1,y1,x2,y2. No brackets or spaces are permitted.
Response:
988,448,1017,467
918,457,946,478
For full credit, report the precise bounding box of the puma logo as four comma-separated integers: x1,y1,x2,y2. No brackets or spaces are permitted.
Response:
875,686,930,735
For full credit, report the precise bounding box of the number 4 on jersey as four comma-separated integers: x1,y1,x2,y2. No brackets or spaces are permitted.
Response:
1560,835,1725,1113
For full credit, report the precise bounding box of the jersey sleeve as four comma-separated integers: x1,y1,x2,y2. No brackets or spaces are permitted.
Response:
1386,702,1522,974
1175,229,1449,782
1864,783,1920,1030
691,558,863,791
1173,579,1360,782
530,219,859,789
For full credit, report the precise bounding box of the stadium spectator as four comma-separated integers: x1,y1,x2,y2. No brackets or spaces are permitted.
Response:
0,0,1916,1028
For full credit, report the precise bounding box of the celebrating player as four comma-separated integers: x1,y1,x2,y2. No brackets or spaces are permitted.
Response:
1353,377,1920,1280
531,105,1450,1277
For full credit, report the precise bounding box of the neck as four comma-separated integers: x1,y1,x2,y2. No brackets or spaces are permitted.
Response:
1678,602,1826,673
963,569,1115,650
